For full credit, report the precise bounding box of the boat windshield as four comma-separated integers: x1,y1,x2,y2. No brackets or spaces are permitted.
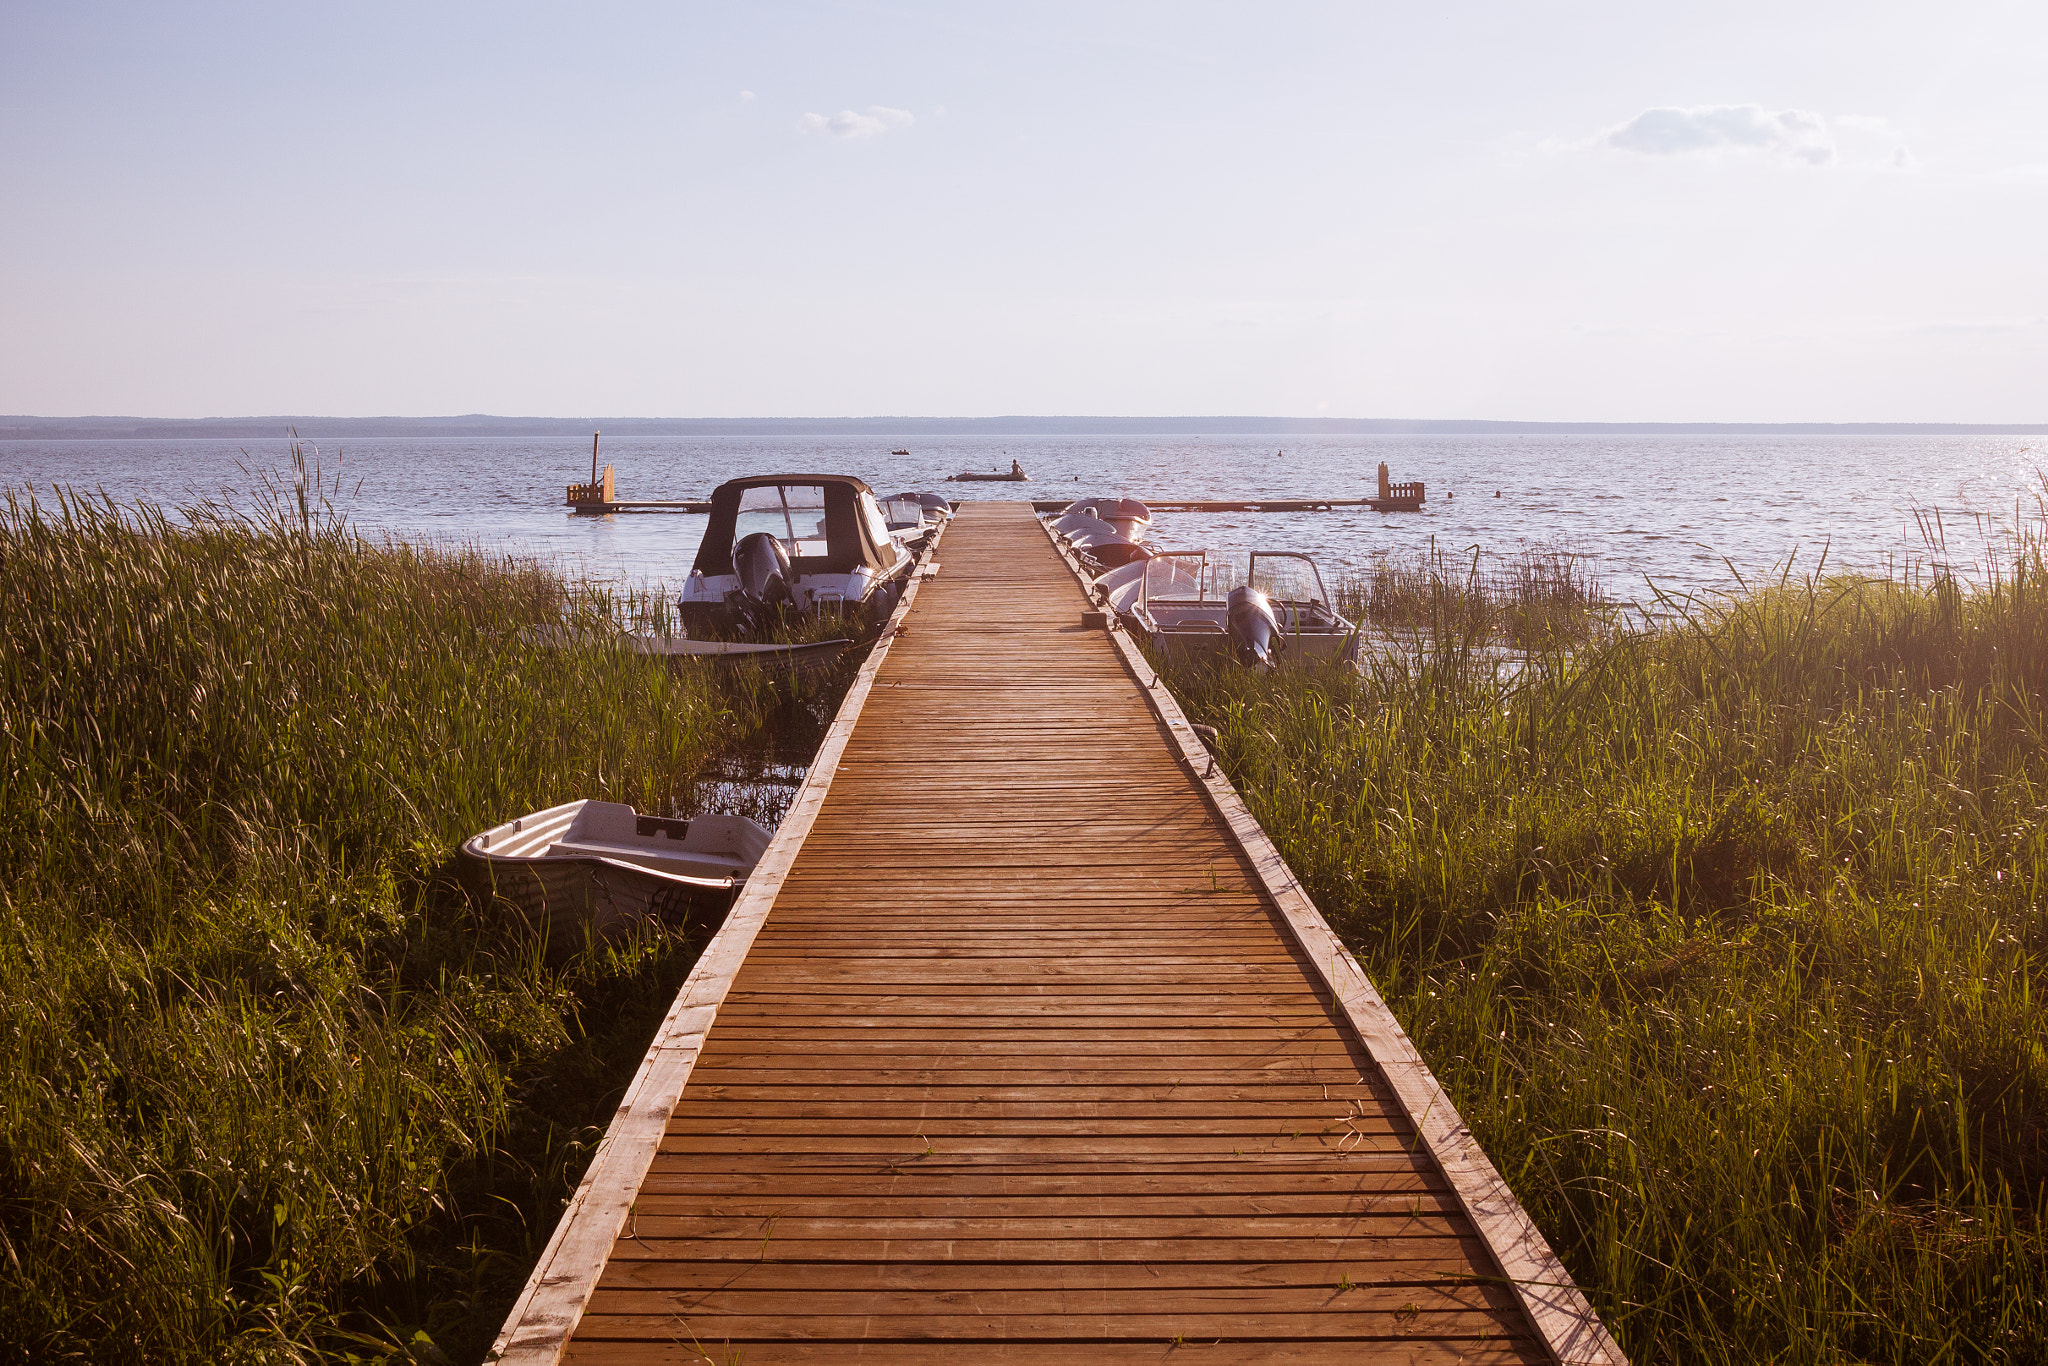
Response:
734,485,830,558
1249,553,1330,609
1141,553,1208,605
880,495,924,531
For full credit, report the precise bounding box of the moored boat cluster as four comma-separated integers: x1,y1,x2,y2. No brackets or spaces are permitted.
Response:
1045,496,1361,669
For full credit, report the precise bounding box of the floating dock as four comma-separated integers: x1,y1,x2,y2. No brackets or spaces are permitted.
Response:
493,503,1620,1364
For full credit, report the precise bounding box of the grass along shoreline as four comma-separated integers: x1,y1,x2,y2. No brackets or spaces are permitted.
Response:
9,475,2046,1362
0,486,846,1363
1168,545,2048,1362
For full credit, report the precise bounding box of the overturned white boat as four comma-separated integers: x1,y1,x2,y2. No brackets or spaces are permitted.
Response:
1061,495,1151,541
459,800,772,947
1046,495,1153,573
1118,550,1360,669
679,475,918,639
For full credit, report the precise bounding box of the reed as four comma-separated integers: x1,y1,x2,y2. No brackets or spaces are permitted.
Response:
0,475,809,1362
1330,541,1612,651
1168,541,2048,1362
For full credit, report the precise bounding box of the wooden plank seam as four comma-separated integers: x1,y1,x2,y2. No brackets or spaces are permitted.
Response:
1040,519,1628,1366
486,521,949,1365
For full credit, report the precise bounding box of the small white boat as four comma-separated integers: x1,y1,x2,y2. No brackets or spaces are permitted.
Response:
1061,495,1151,541
459,800,773,948
1121,551,1359,669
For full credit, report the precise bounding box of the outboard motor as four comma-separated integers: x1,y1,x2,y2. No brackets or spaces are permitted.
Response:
1226,585,1283,669
732,531,793,624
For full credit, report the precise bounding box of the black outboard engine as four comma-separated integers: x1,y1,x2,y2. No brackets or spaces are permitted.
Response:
732,532,793,626
1226,585,1283,669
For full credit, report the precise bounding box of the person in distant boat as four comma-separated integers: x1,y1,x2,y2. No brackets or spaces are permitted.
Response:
1011,458,1023,477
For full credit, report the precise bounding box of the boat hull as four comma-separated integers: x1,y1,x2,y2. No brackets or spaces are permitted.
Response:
458,800,768,954
1150,626,1361,668
459,851,736,950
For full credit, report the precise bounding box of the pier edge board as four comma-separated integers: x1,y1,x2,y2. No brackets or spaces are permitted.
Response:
486,523,948,1366
1039,516,1627,1366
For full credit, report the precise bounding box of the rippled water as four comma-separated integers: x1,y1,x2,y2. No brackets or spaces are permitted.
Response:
4,432,2041,603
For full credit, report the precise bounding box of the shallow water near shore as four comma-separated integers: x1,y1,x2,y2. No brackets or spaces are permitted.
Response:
4,431,2041,603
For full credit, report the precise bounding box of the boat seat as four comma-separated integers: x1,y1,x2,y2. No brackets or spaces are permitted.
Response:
548,838,749,874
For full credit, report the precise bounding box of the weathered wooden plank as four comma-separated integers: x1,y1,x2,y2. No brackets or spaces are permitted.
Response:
1038,517,1627,1365
590,1257,1473,1292
565,1340,1548,1365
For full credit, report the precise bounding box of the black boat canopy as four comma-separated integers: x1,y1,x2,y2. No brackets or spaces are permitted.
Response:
690,474,898,577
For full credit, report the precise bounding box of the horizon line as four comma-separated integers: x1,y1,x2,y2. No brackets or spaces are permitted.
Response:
4,412,2045,438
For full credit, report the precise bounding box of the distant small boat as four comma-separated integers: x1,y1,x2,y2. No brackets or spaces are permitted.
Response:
460,800,772,949
890,448,910,456
949,468,1029,482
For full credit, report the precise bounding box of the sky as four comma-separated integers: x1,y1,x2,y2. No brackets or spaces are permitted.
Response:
1,1,2044,422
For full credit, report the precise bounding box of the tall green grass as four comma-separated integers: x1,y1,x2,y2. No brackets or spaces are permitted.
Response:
1171,545,2048,1362
0,481,802,1362
1333,541,1611,650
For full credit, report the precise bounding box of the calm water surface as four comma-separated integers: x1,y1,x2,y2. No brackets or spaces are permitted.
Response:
5,433,2042,605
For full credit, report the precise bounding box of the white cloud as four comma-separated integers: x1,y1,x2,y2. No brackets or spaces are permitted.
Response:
1603,103,1836,165
1833,114,1918,172
798,105,916,140
738,90,755,102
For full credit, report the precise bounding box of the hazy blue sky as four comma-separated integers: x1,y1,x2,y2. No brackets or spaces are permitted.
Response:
2,2,2043,420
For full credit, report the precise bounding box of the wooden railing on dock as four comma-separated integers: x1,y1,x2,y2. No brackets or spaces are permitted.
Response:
566,465,615,508
491,503,1621,1364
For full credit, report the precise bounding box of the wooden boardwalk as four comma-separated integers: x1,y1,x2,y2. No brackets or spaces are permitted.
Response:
495,503,1621,1365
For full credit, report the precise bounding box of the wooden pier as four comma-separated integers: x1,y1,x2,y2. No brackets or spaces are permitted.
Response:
493,503,1621,1364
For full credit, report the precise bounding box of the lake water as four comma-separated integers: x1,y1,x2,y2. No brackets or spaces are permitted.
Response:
4,432,2042,605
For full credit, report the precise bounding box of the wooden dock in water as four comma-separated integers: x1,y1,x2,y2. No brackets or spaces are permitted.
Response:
494,503,1621,1364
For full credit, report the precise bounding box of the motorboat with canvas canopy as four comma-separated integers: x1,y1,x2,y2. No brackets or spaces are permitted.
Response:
679,474,918,638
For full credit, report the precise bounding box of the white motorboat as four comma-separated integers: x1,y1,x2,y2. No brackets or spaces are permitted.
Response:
679,474,919,638
1120,550,1360,669
459,800,773,948
881,491,953,550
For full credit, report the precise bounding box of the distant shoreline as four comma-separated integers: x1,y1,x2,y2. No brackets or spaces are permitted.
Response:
2,415,2044,441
